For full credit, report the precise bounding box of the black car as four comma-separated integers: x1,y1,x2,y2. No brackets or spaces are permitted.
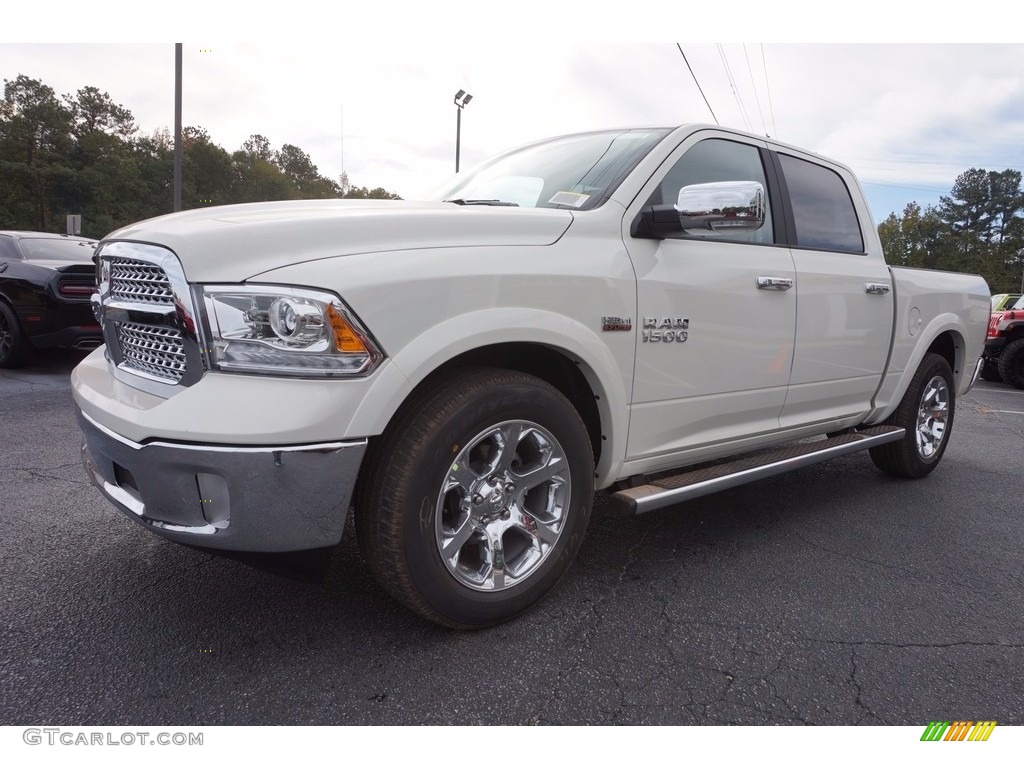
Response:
0,231,102,367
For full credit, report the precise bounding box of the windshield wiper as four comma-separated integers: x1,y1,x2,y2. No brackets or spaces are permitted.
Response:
444,198,519,207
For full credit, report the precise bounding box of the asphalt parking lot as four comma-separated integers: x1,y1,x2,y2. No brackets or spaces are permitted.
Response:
1,350,1022,725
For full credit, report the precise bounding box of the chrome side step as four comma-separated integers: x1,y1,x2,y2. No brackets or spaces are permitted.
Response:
610,426,905,515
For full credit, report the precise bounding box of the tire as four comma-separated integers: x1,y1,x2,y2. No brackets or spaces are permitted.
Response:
356,367,595,629
979,359,1002,382
869,353,955,478
997,338,1024,390
0,301,30,368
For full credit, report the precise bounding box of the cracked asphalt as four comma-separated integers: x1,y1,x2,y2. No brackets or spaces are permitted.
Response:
1,349,1022,725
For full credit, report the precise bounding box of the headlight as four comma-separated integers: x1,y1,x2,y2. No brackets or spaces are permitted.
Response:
199,285,383,377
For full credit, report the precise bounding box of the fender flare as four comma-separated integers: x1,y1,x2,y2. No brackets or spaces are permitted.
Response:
866,313,967,423
343,307,632,486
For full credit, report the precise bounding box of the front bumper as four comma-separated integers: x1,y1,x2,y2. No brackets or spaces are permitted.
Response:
78,410,366,552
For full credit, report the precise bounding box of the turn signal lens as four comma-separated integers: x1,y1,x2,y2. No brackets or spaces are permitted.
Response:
326,304,369,354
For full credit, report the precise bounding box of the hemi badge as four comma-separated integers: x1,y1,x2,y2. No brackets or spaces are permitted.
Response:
602,316,632,332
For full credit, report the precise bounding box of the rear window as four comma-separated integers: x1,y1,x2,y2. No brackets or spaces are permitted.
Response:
779,154,864,253
18,238,97,261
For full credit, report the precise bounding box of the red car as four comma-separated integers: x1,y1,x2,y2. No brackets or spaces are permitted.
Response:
982,294,1024,388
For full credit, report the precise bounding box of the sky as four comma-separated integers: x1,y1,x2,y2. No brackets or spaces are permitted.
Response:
2,7,1023,224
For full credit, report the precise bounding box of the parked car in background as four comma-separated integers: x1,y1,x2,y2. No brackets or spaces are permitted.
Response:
982,294,1024,387
0,231,101,368
991,293,1022,311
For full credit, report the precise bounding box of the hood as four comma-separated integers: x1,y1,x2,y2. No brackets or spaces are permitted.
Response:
102,199,574,282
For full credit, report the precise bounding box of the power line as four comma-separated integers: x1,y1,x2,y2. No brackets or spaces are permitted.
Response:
743,44,768,136
860,180,953,194
676,43,718,125
717,44,752,132
761,44,778,139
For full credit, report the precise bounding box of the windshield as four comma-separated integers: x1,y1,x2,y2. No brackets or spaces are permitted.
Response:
19,237,97,261
432,128,671,210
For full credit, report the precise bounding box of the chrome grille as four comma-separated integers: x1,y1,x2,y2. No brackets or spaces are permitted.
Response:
98,242,203,390
115,322,187,383
109,257,175,306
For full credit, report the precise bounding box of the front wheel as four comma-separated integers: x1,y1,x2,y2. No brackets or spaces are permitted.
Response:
869,353,955,478
0,302,30,368
997,338,1024,389
356,368,594,629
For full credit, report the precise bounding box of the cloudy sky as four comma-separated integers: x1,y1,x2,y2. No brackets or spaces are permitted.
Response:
3,8,1022,223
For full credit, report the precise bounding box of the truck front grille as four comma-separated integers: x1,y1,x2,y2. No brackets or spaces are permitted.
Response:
96,242,204,389
108,257,175,306
116,322,187,383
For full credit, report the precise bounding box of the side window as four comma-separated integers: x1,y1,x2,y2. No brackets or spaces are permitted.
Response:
647,138,774,245
778,154,864,253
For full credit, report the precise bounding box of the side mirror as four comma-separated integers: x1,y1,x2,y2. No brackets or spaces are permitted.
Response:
632,180,766,239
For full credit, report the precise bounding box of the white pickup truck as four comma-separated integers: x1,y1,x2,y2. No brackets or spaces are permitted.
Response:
73,125,990,628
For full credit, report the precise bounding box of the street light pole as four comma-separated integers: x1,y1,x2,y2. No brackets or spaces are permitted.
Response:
454,89,473,173
173,43,182,212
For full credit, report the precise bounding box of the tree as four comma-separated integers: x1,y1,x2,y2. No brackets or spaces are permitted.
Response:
242,134,273,162
880,168,1024,292
181,126,233,209
0,75,75,230
936,168,1024,285
343,184,402,200
64,86,136,139
0,75,400,232
57,87,146,236
878,202,950,270
231,137,295,203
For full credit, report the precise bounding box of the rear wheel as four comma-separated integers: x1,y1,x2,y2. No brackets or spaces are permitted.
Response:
997,338,1024,389
356,367,594,629
870,353,955,478
0,302,30,368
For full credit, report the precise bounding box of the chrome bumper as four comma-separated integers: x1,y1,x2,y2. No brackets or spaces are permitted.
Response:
78,410,366,552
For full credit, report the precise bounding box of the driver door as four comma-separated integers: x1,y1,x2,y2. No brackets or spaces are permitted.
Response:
622,132,796,467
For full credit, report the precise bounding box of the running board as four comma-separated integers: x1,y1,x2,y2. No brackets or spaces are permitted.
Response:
610,426,905,515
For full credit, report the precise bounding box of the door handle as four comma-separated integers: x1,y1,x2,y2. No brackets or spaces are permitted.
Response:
756,276,793,291
865,282,891,295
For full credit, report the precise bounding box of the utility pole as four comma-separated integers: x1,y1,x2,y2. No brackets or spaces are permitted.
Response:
173,43,183,212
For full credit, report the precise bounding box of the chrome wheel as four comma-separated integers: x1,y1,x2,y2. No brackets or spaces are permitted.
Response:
916,374,949,459
436,420,571,592
359,367,594,627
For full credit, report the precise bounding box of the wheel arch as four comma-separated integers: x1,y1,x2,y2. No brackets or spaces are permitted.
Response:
399,342,605,467
346,309,631,488
924,330,964,381
866,319,971,424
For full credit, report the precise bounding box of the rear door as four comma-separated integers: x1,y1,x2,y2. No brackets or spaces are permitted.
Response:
770,149,893,428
